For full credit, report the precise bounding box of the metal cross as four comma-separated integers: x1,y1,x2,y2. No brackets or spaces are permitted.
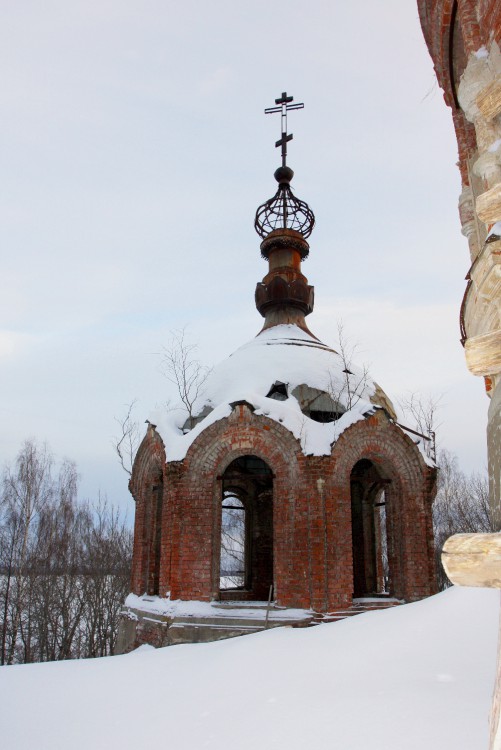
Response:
264,92,304,166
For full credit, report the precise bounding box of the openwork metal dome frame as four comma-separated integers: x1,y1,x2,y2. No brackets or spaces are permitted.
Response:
255,177,315,239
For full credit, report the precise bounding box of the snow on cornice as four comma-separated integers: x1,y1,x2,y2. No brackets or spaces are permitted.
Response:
124,593,312,621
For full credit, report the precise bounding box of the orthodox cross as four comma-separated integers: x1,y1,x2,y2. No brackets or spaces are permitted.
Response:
264,92,304,167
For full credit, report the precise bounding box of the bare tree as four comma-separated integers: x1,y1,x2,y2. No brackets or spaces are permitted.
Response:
400,391,442,432
0,501,21,664
0,440,133,666
328,321,371,411
0,440,55,664
220,493,246,589
112,329,212,477
29,517,84,660
433,449,493,590
80,497,133,658
399,392,441,461
113,329,212,480
161,328,211,428
395,394,489,588
113,400,141,476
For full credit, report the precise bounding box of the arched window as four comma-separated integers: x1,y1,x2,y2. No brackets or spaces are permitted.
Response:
220,491,246,590
351,460,391,597
219,456,273,600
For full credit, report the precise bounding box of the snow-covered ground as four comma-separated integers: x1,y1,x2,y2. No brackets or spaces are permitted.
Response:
1,587,498,750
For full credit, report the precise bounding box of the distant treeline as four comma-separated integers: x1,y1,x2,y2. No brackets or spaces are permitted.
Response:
0,440,132,665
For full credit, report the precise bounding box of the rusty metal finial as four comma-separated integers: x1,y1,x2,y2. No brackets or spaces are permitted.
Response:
255,92,315,240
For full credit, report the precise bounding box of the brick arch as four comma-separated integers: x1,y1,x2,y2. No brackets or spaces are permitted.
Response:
184,405,302,482
130,427,165,497
331,414,428,486
325,414,437,603
166,405,303,601
129,427,166,596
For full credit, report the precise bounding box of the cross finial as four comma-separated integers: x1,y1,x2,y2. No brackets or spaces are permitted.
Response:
264,91,304,167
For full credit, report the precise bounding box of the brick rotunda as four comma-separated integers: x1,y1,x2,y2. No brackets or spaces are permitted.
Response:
117,94,437,652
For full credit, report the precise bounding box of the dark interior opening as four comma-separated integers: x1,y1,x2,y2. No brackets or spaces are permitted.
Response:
145,475,163,596
266,381,288,401
309,410,343,423
219,455,273,601
350,460,390,598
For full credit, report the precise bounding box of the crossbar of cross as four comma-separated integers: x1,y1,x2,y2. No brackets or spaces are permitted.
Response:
264,91,304,166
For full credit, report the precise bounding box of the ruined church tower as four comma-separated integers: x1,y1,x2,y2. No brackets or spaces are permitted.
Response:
117,93,437,652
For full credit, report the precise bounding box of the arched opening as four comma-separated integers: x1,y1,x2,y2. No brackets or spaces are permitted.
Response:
219,456,273,601
350,459,391,598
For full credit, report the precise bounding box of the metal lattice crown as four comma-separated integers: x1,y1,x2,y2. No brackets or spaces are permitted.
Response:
254,92,315,240
254,165,315,239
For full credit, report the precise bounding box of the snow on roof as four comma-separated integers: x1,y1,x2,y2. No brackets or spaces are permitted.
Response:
150,324,396,461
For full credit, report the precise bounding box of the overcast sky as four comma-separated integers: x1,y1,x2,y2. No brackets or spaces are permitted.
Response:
0,1,488,513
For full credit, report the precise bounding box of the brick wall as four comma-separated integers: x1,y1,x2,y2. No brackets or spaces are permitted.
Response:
129,405,437,613
417,1,501,512
129,425,166,595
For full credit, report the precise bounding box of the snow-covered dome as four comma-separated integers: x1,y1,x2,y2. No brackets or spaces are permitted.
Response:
199,324,394,415
151,324,396,461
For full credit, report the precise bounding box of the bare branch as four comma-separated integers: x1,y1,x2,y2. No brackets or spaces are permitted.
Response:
398,392,442,461
161,328,211,427
328,321,371,411
112,400,140,477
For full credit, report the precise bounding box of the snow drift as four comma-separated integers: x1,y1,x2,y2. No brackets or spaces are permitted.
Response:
0,586,498,750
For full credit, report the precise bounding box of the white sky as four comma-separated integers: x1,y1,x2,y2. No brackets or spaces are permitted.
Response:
0,1,488,513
